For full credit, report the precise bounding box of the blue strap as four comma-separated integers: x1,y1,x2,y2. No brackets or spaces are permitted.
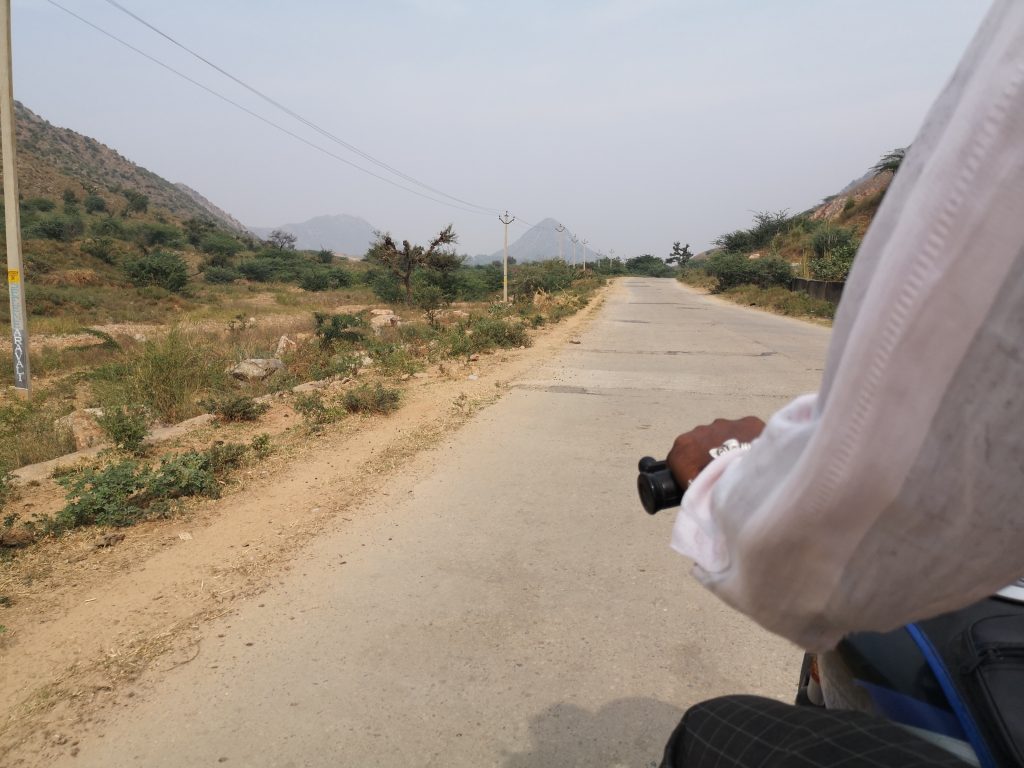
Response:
906,623,998,768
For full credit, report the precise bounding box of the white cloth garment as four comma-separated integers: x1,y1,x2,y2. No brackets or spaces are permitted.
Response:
671,0,1024,652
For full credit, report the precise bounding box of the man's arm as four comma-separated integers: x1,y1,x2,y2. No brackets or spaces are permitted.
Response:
669,1,1024,651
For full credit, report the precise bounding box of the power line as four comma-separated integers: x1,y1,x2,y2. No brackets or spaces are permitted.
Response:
44,0,492,217
102,0,499,217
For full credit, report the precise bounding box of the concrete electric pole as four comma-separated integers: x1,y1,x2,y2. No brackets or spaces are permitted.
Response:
1,0,29,397
555,223,565,262
571,236,578,267
582,239,589,273
498,210,515,303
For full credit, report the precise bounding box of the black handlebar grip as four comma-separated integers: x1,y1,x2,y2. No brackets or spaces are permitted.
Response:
637,456,683,515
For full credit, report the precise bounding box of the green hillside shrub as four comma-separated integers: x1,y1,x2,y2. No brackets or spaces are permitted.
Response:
83,193,107,214
21,197,56,213
300,269,331,292
134,222,184,249
810,242,858,282
811,226,858,258
705,252,793,292
200,231,243,259
124,251,188,293
203,265,242,284
123,190,148,215
81,236,117,264
237,259,275,282
91,216,128,238
28,213,85,241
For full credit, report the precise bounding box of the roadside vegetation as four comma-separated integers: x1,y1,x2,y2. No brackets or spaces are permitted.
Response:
676,148,900,320
0,221,605,552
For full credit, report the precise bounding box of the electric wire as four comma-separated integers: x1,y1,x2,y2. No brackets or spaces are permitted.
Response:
44,0,492,217
102,0,499,216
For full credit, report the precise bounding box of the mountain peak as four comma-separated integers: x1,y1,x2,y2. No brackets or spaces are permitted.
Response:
250,214,378,256
483,218,596,264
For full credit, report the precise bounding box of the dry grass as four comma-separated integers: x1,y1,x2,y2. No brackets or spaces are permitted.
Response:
722,285,835,320
36,269,108,287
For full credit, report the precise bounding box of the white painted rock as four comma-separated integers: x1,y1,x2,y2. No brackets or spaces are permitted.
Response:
370,313,401,334
291,379,330,394
230,358,284,382
275,335,297,357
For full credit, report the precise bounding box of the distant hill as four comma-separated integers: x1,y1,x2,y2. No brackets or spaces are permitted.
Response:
251,214,378,257
5,102,243,232
475,217,596,265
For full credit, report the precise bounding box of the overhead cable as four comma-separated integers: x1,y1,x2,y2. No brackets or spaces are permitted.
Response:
44,0,492,217
102,0,498,216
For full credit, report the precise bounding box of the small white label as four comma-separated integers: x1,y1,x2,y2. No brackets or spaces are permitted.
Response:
709,439,752,459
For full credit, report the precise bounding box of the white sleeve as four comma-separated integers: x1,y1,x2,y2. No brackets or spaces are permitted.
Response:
672,1,1024,651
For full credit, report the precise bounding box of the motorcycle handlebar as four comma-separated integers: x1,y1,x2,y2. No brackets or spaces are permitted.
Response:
637,456,683,515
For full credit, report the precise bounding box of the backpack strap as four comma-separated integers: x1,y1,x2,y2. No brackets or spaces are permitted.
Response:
907,622,998,768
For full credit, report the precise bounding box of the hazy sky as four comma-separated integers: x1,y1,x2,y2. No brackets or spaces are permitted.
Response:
12,0,990,257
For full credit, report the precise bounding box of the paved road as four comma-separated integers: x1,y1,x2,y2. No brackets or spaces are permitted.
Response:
65,278,831,768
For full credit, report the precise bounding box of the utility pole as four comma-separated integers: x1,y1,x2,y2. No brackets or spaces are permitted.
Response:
1,0,29,397
582,239,589,273
571,236,578,267
498,210,515,302
555,223,565,262
609,248,615,272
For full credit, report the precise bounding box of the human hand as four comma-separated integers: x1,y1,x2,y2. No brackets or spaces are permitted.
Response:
667,416,766,487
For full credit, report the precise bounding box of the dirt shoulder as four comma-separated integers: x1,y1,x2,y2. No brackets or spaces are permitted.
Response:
675,279,834,327
0,287,608,765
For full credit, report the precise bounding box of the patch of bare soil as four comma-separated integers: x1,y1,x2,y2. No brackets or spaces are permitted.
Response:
0,288,609,766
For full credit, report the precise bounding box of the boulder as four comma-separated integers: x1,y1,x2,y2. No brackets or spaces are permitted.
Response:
291,378,330,394
275,335,297,357
370,312,401,335
55,408,106,451
229,358,284,383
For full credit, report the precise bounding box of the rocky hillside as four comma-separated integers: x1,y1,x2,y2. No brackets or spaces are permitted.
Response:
4,102,243,232
809,172,890,225
174,183,249,233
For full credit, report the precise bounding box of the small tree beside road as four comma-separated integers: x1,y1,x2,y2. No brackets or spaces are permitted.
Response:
366,225,458,303
667,242,693,267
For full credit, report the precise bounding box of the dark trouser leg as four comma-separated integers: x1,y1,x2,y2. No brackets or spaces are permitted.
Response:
660,695,971,768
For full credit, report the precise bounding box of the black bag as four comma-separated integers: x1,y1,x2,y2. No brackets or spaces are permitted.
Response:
912,599,1024,768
